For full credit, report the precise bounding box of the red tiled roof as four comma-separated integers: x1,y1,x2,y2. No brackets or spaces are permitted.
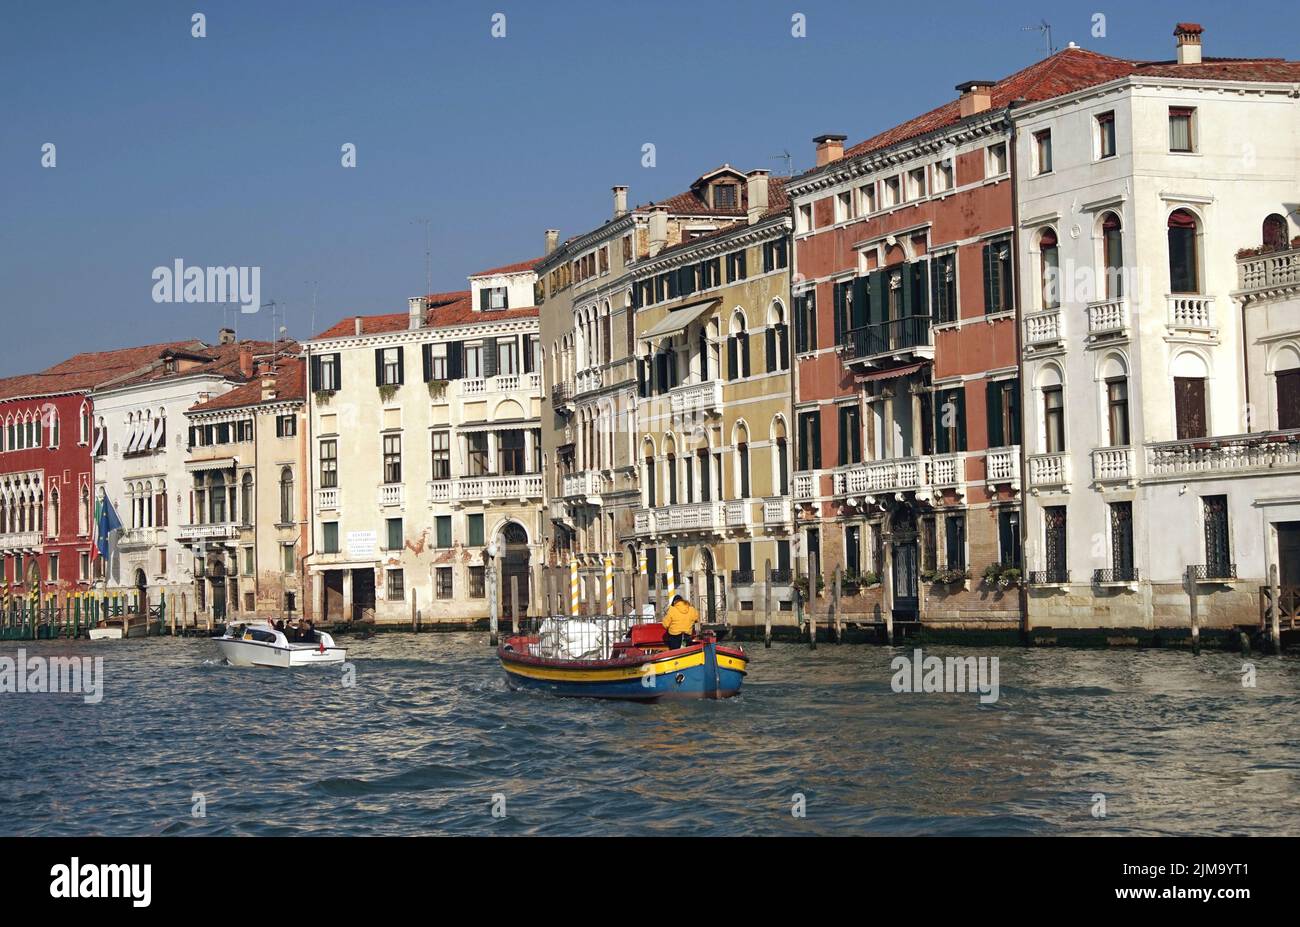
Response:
0,339,207,401
188,356,306,414
471,257,543,277
655,177,792,257
1133,58,1300,81
312,290,538,340
103,340,290,391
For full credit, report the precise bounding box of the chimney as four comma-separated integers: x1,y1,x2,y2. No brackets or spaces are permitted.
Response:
746,170,770,225
612,186,628,218
218,327,236,345
354,317,363,336
238,344,253,378
260,375,278,402
1174,22,1203,65
408,296,428,330
544,229,560,255
813,134,847,167
647,206,669,257
956,80,995,117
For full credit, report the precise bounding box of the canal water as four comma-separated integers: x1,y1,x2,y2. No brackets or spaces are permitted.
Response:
2,635,1297,836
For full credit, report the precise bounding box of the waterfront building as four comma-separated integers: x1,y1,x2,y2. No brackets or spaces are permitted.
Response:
90,332,287,613
303,262,542,626
184,356,310,622
628,170,796,623
1011,23,1300,629
538,171,767,599
785,50,1138,631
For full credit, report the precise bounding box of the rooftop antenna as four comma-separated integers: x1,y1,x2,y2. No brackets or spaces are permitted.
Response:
260,299,280,372
770,149,794,177
411,218,432,294
306,279,318,337
1022,19,1055,55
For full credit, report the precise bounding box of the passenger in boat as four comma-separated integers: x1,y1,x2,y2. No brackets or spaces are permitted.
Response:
662,595,698,649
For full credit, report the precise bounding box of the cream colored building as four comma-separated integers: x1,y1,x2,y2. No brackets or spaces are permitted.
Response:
303,264,543,626
539,169,773,600
184,357,310,622
629,172,795,624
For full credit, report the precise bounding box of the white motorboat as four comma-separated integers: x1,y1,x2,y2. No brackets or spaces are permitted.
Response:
213,620,345,668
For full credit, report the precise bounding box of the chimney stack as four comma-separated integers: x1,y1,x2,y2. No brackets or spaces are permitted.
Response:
746,170,770,225
408,296,428,330
1174,22,1203,65
612,186,628,218
218,327,236,345
544,229,560,255
261,375,278,402
647,206,669,257
238,343,253,378
956,80,995,117
813,134,847,167
354,317,363,337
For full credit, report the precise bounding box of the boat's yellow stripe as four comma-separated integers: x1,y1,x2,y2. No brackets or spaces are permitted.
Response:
503,649,748,683
717,653,748,672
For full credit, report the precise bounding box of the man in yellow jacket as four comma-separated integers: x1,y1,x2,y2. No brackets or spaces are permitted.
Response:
662,595,698,649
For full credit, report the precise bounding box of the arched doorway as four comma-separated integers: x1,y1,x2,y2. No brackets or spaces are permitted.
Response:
499,521,531,621
694,546,719,625
133,567,147,614
889,505,919,620
209,559,227,621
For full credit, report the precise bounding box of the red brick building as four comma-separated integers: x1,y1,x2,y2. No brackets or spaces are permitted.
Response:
787,48,1133,631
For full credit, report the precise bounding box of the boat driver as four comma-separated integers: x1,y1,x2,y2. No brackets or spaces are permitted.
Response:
662,595,698,650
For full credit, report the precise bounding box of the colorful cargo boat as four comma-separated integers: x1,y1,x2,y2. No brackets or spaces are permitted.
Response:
499,617,747,700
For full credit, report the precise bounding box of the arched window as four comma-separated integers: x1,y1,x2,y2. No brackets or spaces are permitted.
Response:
1263,213,1289,250
80,403,90,444
664,435,678,506
1038,365,1066,453
1038,228,1059,309
771,415,790,497
79,484,90,536
241,472,254,527
1168,209,1200,294
209,471,226,523
728,310,750,380
766,301,789,372
642,438,657,508
1099,354,1130,447
1101,212,1123,299
47,487,59,538
279,467,294,524
1272,344,1300,430
156,480,168,528
733,422,751,499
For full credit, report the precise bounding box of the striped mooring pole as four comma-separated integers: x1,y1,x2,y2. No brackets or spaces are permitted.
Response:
569,559,579,617
664,551,676,605
604,557,614,616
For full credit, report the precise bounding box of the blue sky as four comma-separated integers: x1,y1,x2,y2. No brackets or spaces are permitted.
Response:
1,0,1291,375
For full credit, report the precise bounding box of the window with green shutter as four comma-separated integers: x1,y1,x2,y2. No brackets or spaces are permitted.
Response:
436,515,452,549
468,514,484,547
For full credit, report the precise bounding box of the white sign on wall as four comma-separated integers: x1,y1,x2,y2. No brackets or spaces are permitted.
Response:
346,530,377,561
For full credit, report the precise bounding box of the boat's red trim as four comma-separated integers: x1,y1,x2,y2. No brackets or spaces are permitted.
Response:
498,638,746,670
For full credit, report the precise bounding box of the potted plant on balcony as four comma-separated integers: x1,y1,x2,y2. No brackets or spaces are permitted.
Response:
378,383,401,403
841,571,862,596
927,567,969,588
427,379,449,400
792,574,825,600
982,563,1021,590
313,389,334,406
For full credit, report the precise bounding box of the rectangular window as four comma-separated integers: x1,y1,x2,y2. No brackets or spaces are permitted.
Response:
1107,378,1130,446
1096,111,1116,159
386,517,403,551
906,167,927,200
377,347,402,386
387,569,405,601
497,338,518,376
323,521,339,554
1278,369,1300,430
80,551,90,581
469,565,486,598
467,433,489,475
1202,495,1231,577
1109,501,1134,580
1043,386,1065,453
944,514,966,570
794,290,817,354
726,250,747,282
275,414,296,437
382,434,402,483
933,159,954,193
921,517,937,571
837,404,861,466
1044,506,1067,582
48,553,59,582
797,411,821,471
987,143,1008,176
834,191,852,223
1034,129,1053,174
435,515,452,549
998,509,1021,567
932,252,957,323
431,430,450,479
498,430,525,475
242,547,254,576
315,353,340,391
464,344,483,379
986,378,1020,448
859,183,876,215
844,526,860,576
320,440,338,488
282,543,295,573
1174,377,1207,440
796,203,813,233
933,386,967,454
426,342,448,380
467,513,484,547
983,238,1012,314
1169,106,1195,153
882,175,901,207
481,286,508,311
436,567,453,599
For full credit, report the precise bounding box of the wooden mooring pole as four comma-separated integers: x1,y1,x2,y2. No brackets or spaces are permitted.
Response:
808,552,818,651
832,565,843,644
1270,563,1282,655
1186,564,1200,657
763,558,772,649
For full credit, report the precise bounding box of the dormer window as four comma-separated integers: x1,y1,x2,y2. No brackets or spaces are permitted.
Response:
713,184,738,209
480,286,508,311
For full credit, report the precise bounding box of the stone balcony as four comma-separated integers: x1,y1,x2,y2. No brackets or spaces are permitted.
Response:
1086,297,1129,341
1024,307,1063,350
0,531,42,553
840,316,934,367
762,495,792,528
118,526,168,550
428,474,544,505
460,372,541,397
377,483,404,507
176,522,240,542
1165,294,1216,335
1026,452,1071,493
668,379,722,418
633,501,722,537
1091,446,1135,485
561,469,606,503
575,367,604,396
1237,245,1300,298
834,453,966,502
1145,430,1300,481
986,445,1020,489
793,473,816,501
316,487,340,511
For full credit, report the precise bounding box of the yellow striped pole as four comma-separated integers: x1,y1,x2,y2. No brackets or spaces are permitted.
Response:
569,559,579,617
665,550,676,606
604,557,614,616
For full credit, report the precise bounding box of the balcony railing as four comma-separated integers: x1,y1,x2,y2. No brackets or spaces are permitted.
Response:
841,316,932,364
730,569,755,586
177,522,240,541
428,475,543,503
1093,567,1140,585
725,499,750,529
1027,452,1071,491
986,446,1019,486
551,380,573,408
1146,430,1300,478
1024,308,1063,348
0,531,42,553
633,501,722,536
929,453,966,493
1086,297,1128,339
377,483,404,507
768,568,793,585
1166,294,1215,332
668,379,722,418
460,373,540,397
762,496,791,526
118,526,165,549
1191,562,1237,582
793,473,815,500
1237,246,1300,295
562,470,605,500
1028,568,1070,586
1091,446,1134,484
316,487,340,510
575,367,603,395
836,456,927,496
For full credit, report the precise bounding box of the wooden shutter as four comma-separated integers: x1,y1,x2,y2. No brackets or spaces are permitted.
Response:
636,358,647,398
1277,369,1300,430
982,242,995,313
1174,377,1207,439
447,341,463,380
986,380,1005,448
868,271,886,325
522,336,534,374
727,336,738,380
955,387,967,451
1006,378,1021,445
934,391,949,454
765,327,777,372
310,355,322,391
421,343,433,382
374,349,384,386
851,277,868,329
479,289,490,312
483,340,498,378
911,262,929,316
396,346,405,384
